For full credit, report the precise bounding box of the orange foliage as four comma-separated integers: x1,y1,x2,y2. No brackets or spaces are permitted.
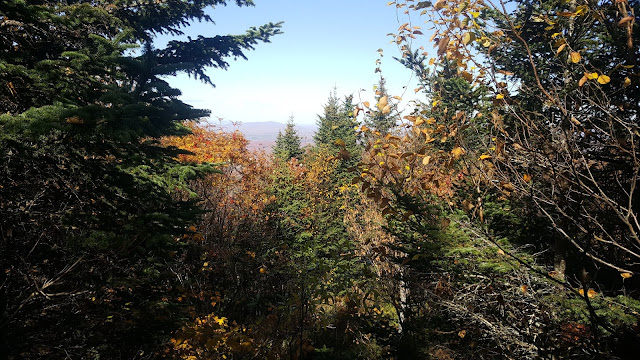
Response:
161,122,287,358
162,121,250,164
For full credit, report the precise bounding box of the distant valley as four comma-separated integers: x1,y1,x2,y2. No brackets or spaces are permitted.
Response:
215,120,317,152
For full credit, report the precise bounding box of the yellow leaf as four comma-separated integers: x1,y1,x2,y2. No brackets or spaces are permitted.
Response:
479,154,492,160
575,5,589,16
523,174,532,182
496,94,504,99
429,58,435,65
578,288,598,298
458,330,467,339
597,74,611,84
621,272,633,279
570,51,581,63
382,104,391,114
587,72,599,80
451,147,465,159
422,155,432,165
624,77,631,87
462,32,474,45
556,43,567,54
469,11,480,18
520,285,528,294
378,96,388,110
363,101,370,108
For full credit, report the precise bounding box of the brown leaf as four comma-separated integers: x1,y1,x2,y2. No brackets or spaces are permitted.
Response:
578,75,588,87
462,199,474,213
437,36,449,56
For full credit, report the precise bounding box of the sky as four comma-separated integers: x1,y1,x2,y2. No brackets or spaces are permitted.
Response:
158,0,423,125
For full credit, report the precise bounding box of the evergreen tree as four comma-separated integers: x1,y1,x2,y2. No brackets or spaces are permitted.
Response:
313,88,361,182
0,1,281,358
273,115,304,161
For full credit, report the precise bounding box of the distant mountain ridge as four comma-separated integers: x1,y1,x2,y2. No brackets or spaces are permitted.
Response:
214,120,316,151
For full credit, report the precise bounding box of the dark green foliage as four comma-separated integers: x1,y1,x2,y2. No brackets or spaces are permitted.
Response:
314,88,361,185
273,116,304,161
0,1,281,358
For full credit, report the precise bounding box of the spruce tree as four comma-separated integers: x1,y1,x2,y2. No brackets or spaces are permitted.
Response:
313,88,361,178
0,1,281,358
273,116,304,161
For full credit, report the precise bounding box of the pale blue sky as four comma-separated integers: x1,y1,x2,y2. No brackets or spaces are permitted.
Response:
161,1,422,125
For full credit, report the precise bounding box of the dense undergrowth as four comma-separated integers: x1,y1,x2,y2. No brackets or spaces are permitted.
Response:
2,0,640,359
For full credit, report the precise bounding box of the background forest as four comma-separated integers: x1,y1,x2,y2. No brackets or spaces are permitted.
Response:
1,0,640,359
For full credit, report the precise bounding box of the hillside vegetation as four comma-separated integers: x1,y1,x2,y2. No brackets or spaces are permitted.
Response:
1,0,639,359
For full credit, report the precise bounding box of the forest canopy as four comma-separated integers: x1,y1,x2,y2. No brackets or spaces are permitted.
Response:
1,0,640,359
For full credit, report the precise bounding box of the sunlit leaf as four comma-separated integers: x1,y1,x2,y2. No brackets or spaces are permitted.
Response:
378,96,388,110
570,51,581,63
556,43,567,54
587,72,599,80
597,74,611,84
462,32,474,45
578,288,598,298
